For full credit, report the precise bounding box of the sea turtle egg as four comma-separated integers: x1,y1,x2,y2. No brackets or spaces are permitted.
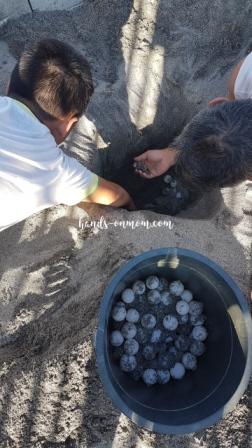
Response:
176,192,182,199
121,322,137,339
179,314,189,324
176,300,190,315
146,275,160,290
190,314,206,326
121,288,135,304
141,313,156,329
175,335,190,352
189,301,204,317
158,278,169,291
136,327,149,344
143,344,156,360
124,338,139,355
169,280,184,296
162,187,170,196
181,290,193,302
112,303,126,322
126,308,140,323
191,325,208,341
169,346,183,362
158,352,176,369
132,280,146,295
147,289,161,305
170,179,177,188
160,291,173,306
150,329,162,343
190,340,206,357
182,352,197,370
157,370,171,384
120,354,137,372
163,314,178,331
110,330,124,347
142,369,158,386
170,362,185,379
163,174,172,184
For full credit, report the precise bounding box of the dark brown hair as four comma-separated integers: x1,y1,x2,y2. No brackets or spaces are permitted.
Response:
8,38,94,120
174,100,252,189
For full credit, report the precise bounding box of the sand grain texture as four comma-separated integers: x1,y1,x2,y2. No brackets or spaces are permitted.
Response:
0,1,251,447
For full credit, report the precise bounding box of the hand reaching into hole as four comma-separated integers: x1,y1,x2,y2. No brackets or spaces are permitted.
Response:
133,148,178,179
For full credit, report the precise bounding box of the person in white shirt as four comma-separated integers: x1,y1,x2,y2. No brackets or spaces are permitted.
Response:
0,38,134,232
134,54,252,213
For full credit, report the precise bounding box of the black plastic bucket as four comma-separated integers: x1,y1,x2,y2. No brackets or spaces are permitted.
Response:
96,248,252,434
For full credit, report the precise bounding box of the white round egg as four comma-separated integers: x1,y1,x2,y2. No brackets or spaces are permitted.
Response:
120,354,137,372
160,291,173,306
121,322,137,339
121,288,135,304
163,314,178,331
176,300,189,316
141,313,156,329
132,280,146,295
169,280,184,296
170,362,185,379
147,289,161,305
189,301,204,317
126,308,140,323
112,303,126,322
170,179,177,188
181,290,193,302
182,352,197,370
157,277,169,291
191,325,208,341
146,275,160,290
163,174,172,184
190,340,206,357
124,338,139,355
110,330,124,347
142,369,157,385
157,370,170,384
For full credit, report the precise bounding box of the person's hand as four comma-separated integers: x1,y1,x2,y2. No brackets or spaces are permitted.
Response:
208,97,229,107
134,148,178,179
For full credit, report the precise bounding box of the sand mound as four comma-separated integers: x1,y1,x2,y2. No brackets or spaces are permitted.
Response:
0,1,251,447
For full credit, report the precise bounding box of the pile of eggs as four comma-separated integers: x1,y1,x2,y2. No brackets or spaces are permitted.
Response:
109,276,207,386
162,174,183,200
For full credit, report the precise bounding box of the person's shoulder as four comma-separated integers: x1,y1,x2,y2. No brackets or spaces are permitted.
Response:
234,53,252,100
0,95,13,110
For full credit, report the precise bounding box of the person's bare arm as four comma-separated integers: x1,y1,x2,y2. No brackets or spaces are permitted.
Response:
209,59,245,106
134,147,178,179
78,177,135,210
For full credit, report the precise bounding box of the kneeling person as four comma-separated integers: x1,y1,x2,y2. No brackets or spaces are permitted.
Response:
0,39,134,232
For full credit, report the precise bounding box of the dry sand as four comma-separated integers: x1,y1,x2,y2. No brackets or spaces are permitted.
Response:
0,1,251,447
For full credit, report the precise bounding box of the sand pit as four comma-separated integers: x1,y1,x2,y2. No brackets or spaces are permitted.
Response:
0,1,251,447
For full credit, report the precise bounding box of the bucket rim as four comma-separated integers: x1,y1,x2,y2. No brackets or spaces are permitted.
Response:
96,247,252,435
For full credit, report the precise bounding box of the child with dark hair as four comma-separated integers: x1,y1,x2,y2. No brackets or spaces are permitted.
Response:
0,39,134,232
134,55,252,213
172,100,252,189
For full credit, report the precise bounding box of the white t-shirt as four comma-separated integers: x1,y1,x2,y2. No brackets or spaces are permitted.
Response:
0,97,98,232
234,52,252,99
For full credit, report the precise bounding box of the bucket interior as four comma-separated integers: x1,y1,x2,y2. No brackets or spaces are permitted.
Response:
105,252,247,427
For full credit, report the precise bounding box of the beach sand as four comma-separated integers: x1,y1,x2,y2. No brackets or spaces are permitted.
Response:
0,1,251,447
